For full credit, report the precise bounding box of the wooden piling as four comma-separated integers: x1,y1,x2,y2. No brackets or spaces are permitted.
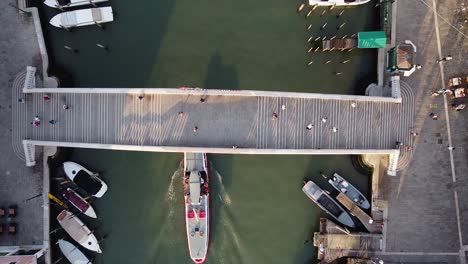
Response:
320,22,327,30
337,22,346,30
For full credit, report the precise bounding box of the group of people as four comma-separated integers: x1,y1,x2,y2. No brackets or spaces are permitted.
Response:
30,94,70,127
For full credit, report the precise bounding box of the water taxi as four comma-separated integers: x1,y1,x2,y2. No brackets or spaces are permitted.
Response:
329,173,370,209
183,153,210,263
302,181,355,228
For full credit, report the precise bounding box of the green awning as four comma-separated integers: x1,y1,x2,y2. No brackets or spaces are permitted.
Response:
358,31,387,48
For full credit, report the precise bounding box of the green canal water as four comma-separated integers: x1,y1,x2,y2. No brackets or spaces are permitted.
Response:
38,0,379,263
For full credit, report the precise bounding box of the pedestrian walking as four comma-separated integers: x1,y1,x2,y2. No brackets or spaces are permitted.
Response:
200,98,205,103
193,126,198,132
448,146,455,150
138,95,144,100
62,104,69,110
43,94,50,101
321,117,327,123
306,123,313,130
410,131,419,136
49,119,57,125
429,113,438,120
416,64,422,69
178,111,184,117
32,116,41,127
332,127,338,133
271,113,278,120
18,98,24,103
281,104,286,111
351,102,356,108
232,145,238,149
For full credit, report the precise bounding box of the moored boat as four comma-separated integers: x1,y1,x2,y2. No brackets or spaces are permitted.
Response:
43,0,108,9
62,188,97,219
302,181,355,228
183,153,210,264
57,210,102,253
329,173,370,209
63,161,108,198
308,0,370,6
49,7,114,29
58,239,92,264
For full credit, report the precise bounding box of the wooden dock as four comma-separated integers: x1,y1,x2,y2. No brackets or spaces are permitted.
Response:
336,193,382,234
314,219,383,263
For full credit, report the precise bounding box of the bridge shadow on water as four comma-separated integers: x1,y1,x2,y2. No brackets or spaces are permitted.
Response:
204,52,239,90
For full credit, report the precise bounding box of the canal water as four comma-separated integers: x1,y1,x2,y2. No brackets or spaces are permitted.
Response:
38,0,378,263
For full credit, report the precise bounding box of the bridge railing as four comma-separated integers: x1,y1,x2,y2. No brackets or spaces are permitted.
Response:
22,87,403,103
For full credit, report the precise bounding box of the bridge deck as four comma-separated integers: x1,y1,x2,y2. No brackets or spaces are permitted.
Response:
14,87,414,154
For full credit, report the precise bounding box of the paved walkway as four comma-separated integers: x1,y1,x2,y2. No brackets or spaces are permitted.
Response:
14,87,415,156
0,0,43,247
381,0,468,263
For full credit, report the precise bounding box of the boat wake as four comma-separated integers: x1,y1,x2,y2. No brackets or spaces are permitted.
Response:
212,169,232,206
165,164,183,221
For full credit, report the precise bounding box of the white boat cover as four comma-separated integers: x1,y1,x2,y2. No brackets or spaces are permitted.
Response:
58,239,91,264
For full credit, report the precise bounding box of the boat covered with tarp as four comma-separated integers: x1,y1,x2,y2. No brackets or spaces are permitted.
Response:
63,161,108,198
302,181,355,228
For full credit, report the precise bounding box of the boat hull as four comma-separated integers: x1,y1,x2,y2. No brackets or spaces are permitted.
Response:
183,153,210,264
49,7,114,29
302,181,355,228
329,173,370,209
62,188,97,219
57,210,102,253
58,239,91,264
308,0,370,6
63,161,108,198
44,0,108,9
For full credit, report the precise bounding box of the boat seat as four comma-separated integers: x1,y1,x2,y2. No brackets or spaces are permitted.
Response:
0,208,4,218
199,210,206,218
92,8,102,22
187,210,195,219
8,206,16,218
8,223,16,235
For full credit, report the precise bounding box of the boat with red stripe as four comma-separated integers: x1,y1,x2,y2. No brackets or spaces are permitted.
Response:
183,153,210,263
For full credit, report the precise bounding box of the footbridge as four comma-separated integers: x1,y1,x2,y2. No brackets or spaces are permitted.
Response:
13,67,415,175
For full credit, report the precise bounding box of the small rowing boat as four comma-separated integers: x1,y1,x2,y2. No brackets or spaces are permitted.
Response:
308,0,370,6
63,161,108,198
57,210,101,253
183,153,210,263
62,188,97,219
43,0,108,9
58,239,92,264
329,173,370,209
49,7,113,29
302,181,355,228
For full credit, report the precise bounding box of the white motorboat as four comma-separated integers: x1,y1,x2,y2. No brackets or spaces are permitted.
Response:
183,153,210,264
62,188,97,218
57,210,102,253
44,0,108,9
302,181,355,228
308,0,370,6
329,173,370,209
58,239,92,264
49,7,114,29
63,161,108,198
